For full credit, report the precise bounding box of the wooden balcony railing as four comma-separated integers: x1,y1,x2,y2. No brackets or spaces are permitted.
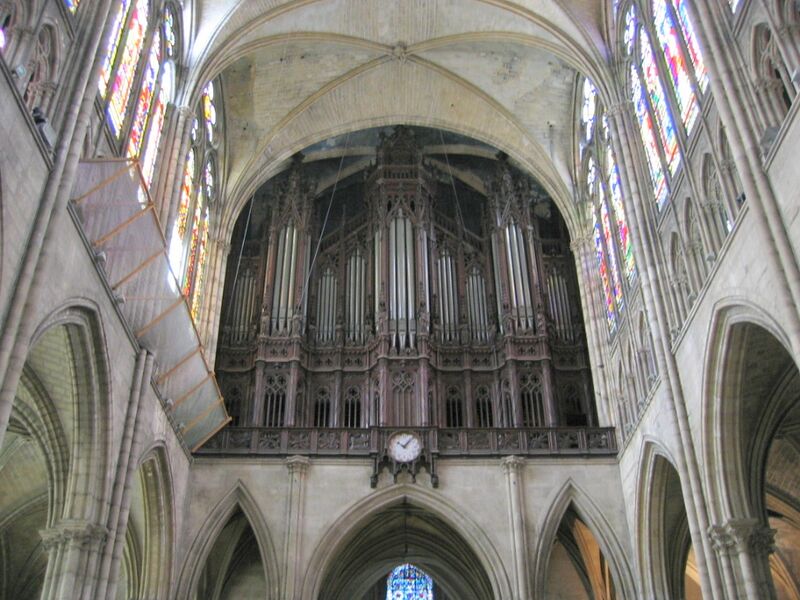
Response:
197,426,617,457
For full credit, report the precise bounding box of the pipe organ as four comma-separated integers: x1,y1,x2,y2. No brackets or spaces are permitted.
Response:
215,127,596,431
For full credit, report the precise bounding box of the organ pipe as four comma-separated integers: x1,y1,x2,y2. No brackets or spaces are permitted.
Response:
346,250,365,342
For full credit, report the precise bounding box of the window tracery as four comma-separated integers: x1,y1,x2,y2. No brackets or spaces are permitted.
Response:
623,2,709,210
343,387,362,428
107,0,149,135
386,563,433,600
579,78,637,335
0,2,21,56
169,78,221,324
23,26,57,113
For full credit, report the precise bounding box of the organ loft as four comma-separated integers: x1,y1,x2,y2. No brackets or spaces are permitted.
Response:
214,127,597,438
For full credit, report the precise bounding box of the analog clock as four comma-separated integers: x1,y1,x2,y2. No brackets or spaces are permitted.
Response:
387,431,422,463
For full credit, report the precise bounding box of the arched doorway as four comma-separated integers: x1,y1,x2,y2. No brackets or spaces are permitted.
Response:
317,499,495,600
709,318,800,599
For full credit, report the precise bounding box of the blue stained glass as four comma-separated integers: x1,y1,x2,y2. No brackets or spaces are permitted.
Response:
624,8,636,55
386,563,433,600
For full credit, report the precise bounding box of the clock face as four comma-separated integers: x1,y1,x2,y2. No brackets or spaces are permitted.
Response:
387,432,422,463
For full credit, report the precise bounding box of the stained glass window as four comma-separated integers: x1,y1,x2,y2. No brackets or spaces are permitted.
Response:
107,0,149,135
640,29,680,175
386,564,433,600
0,27,6,52
176,149,195,239
202,81,217,143
631,66,668,207
98,0,132,98
204,157,215,201
581,79,597,143
140,62,172,188
127,30,161,160
624,8,636,55
653,0,699,133
63,0,80,14
587,156,597,191
606,150,636,282
673,0,708,91
600,187,624,311
593,208,617,333
163,6,177,58
728,0,741,12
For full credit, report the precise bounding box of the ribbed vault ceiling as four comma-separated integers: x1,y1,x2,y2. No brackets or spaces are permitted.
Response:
182,0,617,235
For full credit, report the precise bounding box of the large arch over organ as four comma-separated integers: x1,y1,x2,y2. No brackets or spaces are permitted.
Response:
214,125,597,435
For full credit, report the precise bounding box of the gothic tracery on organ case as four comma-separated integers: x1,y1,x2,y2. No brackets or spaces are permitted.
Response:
215,127,595,430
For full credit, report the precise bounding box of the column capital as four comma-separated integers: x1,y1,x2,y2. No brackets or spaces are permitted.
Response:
605,100,633,118
286,454,311,474
40,519,108,551
569,233,593,253
501,455,526,473
708,518,776,556
176,105,195,120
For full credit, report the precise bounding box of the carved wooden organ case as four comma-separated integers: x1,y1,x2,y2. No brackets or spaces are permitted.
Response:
215,128,596,431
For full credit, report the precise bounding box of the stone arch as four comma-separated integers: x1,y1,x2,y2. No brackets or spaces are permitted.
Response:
635,440,702,600
533,479,636,600
301,484,513,600
127,443,176,599
702,300,800,598
0,303,111,598
175,481,281,599
701,300,794,521
27,302,112,524
750,22,795,124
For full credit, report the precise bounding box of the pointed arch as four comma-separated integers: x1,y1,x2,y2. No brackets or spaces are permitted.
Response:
300,483,513,600
175,481,280,600
133,443,175,599
27,302,112,523
701,299,796,523
634,439,700,599
533,479,636,599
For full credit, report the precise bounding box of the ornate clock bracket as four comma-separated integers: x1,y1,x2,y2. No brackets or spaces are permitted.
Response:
370,431,439,488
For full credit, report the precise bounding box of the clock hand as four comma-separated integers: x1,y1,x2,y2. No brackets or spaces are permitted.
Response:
400,438,412,448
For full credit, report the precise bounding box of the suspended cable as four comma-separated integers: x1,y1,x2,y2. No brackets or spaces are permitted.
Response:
223,196,254,329
438,129,466,232
299,130,352,312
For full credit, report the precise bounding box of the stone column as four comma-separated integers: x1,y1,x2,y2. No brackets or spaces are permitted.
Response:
283,456,310,600
0,0,115,450
710,519,778,600
159,105,195,230
687,0,800,355
570,234,613,427
606,100,724,599
501,456,529,599
39,520,108,600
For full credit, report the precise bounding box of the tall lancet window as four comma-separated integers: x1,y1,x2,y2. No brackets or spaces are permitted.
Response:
624,3,708,208
127,4,179,190
579,78,637,334
169,79,222,324
106,0,148,135
386,563,433,600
